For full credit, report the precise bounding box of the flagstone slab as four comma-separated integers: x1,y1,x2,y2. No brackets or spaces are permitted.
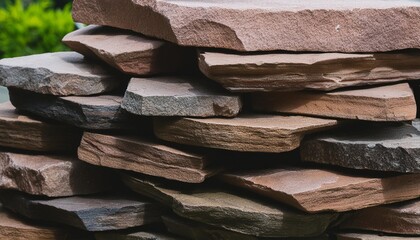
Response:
336,233,420,240
154,115,337,153
0,152,115,197
95,229,180,240
340,199,420,235
0,191,162,231
63,25,194,76
199,52,420,92
0,52,124,96
300,123,420,173
252,83,417,121
222,168,420,213
72,0,420,52
0,102,81,151
122,173,339,238
9,88,144,130
78,132,219,183
121,77,242,117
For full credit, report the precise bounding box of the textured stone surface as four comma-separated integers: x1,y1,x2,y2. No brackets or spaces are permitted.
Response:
0,208,67,240
340,199,420,235
413,119,420,131
336,233,420,240
63,25,194,76
95,229,180,240
154,115,337,153
301,123,420,172
122,173,339,238
78,132,219,183
200,51,420,92
9,88,143,130
0,152,115,197
413,82,420,117
0,52,123,96
0,191,162,231
73,0,420,52
0,102,81,151
121,77,241,117
222,168,420,213
252,83,417,121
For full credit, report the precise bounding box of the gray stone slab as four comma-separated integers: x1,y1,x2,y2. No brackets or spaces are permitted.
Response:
121,77,242,117
301,123,420,173
0,191,163,232
122,173,339,238
0,52,124,96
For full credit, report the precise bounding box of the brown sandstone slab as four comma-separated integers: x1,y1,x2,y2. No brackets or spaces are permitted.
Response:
222,168,420,213
122,173,339,238
63,25,194,76
0,191,163,231
0,102,81,151
0,52,124,96
301,122,420,173
199,51,420,92
252,83,417,121
78,132,219,183
340,199,420,235
336,233,420,240
121,77,242,117
9,88,143,130
154,115,337,153
0,152,114,197
73,0,420,52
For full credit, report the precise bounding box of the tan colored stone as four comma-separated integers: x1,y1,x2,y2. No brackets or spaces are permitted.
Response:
222,168,420,213
336,233,419,240
340,199,420,235
0,52,124,96
0,209,67,240
73,0,420,52
154,115,337,153
63,25,194,75
0,152,115,197
0,102,81,152
199,51,420,92
121,77,242,117
78,132,219,183
252,83,417,121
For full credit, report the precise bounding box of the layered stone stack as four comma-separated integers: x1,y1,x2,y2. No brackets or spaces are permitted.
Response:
0,0,419,239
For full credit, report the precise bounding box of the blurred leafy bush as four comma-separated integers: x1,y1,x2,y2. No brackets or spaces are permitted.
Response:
0,0,74,58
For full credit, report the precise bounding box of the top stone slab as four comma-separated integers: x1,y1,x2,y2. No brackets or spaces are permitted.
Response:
72,0,420,52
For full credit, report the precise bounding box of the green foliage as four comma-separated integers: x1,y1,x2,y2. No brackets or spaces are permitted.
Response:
0,0,74,58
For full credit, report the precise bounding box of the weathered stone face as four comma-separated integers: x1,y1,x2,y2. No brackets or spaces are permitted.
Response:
95,229,181,240
301,122,420,173
72,0,420,52
0,52,124,96
63,25,195,76
121,77,242,117
336,232,420,240
252,83,417,121
154,115,337,153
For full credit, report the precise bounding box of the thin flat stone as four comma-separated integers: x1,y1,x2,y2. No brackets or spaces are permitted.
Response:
252,83,417,121
121,77,242,117
0,102,81,151
72,0,420,52
78,132,220,183
340,199,420,235
95,229,180,240
336,233,420,240
63,25,194,76
122,173,339,238
0,152,115,197
300,123,420,173
0,52,124,96
221,168,420,213
0,191,163,231
0,208,67,240
162,215,329,240
154,115,337,153
9,88,144,130
199,51,420,92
